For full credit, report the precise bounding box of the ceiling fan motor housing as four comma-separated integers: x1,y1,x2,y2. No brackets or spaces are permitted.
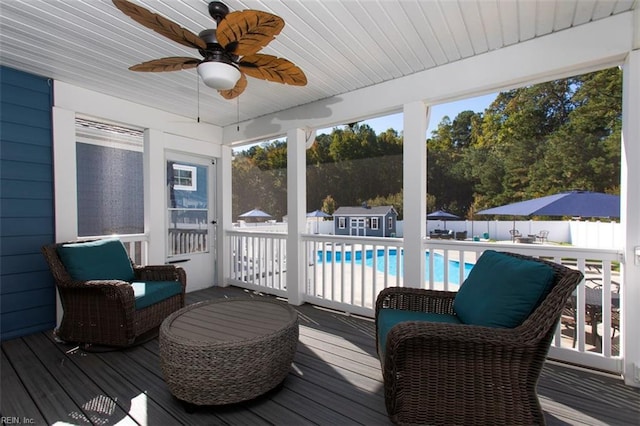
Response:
198,29,237,64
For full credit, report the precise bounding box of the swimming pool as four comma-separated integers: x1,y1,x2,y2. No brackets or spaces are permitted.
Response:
318,249,473,284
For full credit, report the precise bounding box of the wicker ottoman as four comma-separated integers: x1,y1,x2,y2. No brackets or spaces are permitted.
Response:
159,298,299,406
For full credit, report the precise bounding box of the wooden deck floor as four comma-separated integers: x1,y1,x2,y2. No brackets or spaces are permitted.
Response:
2,286,639,425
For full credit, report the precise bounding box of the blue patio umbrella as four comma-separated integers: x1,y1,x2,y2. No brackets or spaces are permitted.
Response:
477,191,620,218
239,208,273,223
427,210,461,229
477,190,620,239
307,209,331,233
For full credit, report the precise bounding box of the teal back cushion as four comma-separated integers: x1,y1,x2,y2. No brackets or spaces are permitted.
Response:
57,238,135,282
377,309,461,355
453,250,555,328
131,281,182,310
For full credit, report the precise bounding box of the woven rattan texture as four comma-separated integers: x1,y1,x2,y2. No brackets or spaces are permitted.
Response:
375,251,584,425
159,298,299,406
41,241,186,347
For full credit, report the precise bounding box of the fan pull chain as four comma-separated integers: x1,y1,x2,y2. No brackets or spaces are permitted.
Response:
237,97,240,131
197,74,201,123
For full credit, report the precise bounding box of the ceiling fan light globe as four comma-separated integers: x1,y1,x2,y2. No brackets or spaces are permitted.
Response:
197,62,240,90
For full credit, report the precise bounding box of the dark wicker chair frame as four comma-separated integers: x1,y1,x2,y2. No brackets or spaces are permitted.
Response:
42,242,187,347
375,252,584,425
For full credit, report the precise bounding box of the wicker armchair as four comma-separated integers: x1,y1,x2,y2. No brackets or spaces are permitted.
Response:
375,252,583,425
42,240,186,347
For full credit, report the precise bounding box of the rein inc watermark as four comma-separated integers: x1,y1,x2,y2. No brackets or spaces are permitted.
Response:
1,417,35,424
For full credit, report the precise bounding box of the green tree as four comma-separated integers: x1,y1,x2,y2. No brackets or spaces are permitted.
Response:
426,112,478,216
485,80,573,202
321,195,337,215
530,68,622,194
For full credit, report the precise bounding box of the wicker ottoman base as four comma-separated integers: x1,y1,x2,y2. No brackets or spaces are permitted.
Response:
159,298,299,406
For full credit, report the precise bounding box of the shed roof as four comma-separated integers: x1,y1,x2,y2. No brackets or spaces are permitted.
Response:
333,206,396,216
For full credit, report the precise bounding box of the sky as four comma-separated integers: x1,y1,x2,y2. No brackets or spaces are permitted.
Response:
318,92,497,137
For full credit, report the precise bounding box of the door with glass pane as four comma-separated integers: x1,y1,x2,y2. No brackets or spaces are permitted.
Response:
166,153,216,291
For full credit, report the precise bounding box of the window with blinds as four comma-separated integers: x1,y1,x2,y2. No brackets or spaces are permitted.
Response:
75,117,144,237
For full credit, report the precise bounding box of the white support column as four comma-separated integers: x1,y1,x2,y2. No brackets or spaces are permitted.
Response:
144,128,166,265
51,106,76,327
52,107,77,242
403,102,429,287
621,48,640,388
217,145,233,287
286,128,306,305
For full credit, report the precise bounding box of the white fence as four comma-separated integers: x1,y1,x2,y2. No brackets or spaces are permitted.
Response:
266,219,621,249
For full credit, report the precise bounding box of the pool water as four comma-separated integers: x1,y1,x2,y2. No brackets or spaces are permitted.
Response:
318,249,473,284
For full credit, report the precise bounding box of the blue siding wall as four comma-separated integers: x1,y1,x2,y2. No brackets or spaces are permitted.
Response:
1,66,56,340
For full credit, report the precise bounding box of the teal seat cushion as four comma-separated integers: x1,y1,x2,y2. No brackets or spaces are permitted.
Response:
131,281,182,310
377,309,461,355
453,250,555,328
57,238,135,282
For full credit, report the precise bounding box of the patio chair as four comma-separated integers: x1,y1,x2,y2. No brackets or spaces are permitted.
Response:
42,238,187,347
375,250,583,425
535,230,550,243
612,308,620,341
563,287,621,350
440,229,454,239
455,230,467,240
509,228,522,242
560,295,589,348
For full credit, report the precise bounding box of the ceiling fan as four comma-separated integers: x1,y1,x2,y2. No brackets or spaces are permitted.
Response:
112,0,307,99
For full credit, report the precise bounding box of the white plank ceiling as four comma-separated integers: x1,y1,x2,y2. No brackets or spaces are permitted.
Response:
0,0,636,128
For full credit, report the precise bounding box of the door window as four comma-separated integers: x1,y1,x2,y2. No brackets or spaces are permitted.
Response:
167,161,209,256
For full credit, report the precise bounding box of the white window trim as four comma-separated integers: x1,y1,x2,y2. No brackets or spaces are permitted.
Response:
338,217,346,229
173,164,197,191
371,217,379,230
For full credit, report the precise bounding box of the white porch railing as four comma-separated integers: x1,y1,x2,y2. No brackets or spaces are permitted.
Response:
225,230,624,374
303,235,404,317
226,230,288,297
168,228,207,256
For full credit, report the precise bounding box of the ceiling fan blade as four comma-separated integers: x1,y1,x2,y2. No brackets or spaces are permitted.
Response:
113,0,206,50
239,54,307,86
129,57,201,72
218,73,248,99
217,10,284,56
